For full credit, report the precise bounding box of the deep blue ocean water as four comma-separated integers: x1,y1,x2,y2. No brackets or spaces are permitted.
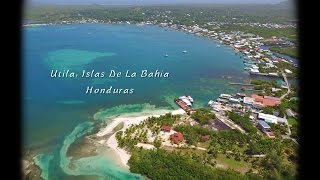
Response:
23,23,249,179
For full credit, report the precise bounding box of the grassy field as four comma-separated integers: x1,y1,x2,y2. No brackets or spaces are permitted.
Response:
196,142,211,149
215,154,252,174
288,117,298,126
270,46,298,58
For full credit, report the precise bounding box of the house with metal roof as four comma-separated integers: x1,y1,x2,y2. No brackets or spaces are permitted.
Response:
258,113,286,124
258,120,271,130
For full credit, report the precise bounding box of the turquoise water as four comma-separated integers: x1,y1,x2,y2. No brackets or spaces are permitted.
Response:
23,24,248,179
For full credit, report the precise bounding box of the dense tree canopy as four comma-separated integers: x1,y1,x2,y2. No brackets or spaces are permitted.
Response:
129,149,250,180
228,112,257,134
191,108,215,125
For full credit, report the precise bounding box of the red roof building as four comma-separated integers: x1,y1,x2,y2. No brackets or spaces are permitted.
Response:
251,94,264,103
262,99,280,107
264,96,281,101
251,94,281,107
170,132,184,144
161,125,172,132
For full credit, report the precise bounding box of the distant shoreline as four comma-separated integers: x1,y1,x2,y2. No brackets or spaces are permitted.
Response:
22,20,298,71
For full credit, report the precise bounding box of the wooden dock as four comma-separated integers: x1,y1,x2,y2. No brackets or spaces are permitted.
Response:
250,72,280,77
175,99,190,112
241,88,264,92
229,82,254,86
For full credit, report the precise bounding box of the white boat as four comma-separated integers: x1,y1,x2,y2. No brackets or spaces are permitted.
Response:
250,68,260,74
179,96,192,106
182,50,188,53
229,97,241,103
187,96,194,103
219,94,232,99
217,98,228,103
164,53,168,57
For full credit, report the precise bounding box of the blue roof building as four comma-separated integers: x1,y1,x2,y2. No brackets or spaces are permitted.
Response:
258,120,271,130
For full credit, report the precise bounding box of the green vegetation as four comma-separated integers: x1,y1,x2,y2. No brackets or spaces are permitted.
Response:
257,64,279,75
282,139,298,163
25,3,296,25
154,137,162,148
262,106,274,114
215,154,252,173
227,112,257,134
116,114,298,178
129,149,251,180
288,117,297,126
277,61,299,78
191,108,215,125
290,124,299,140
262,106,284,117
24,2,297,49
270,123,288,137
220,25,297,43
146,113,177,126
259,151,296,180
270,46,298,58
174,125,212,145
210,129,250,153
279,98,298,116
116,113,181,150
246,138,282,155
251,79,288,97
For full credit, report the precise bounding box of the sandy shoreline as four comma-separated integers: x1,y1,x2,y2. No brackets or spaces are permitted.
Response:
97,108,185,168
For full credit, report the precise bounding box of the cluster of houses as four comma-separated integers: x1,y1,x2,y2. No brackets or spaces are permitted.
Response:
159,23,297,75
208,93,288,139
244,94,281,108
27,13,297,75
232,22,296,29
210,93,282,110
257,120,276,138
160,125,184,144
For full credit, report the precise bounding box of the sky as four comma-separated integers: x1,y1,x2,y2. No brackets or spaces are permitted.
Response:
28,0,288,5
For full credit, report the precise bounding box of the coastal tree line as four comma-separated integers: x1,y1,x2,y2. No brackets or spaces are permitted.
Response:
116,113,298,179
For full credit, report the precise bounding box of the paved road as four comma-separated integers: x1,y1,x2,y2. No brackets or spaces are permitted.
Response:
282,134,299,145
280,71,291,100
215,112,246,134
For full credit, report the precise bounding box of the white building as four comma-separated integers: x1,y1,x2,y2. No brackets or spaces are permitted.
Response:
258,113,286,124
272,87,281,92
229,97,241,103
220,94,232,99
266,63,275,68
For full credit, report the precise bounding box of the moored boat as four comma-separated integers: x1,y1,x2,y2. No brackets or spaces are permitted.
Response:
175,95,194,111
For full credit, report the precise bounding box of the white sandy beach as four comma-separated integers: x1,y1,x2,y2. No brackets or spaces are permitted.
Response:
96,108,185,137
97,108,185,168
